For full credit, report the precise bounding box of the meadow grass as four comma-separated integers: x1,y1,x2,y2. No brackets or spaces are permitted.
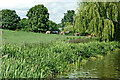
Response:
2,30,66,44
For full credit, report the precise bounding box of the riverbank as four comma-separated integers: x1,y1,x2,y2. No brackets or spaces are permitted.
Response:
58,49,120,79
1,41,120,78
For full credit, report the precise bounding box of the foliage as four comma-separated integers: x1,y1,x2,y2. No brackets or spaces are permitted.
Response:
26,4,49,32
0,9,20,30
64,22,74,33
61,10,75,31
62,10,75,25
58,23,64,28
1,41,120,78
57,23,64,32
18,18,29,31
74,2,120,41
0,11,2,28
47,20,59,31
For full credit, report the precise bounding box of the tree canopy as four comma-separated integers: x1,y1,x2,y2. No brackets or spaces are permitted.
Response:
18,18,29,31
47,20,59,31
74,2,120,41
1,9,20,30
0,11,2,28
26,4,49,32
61,10,75,26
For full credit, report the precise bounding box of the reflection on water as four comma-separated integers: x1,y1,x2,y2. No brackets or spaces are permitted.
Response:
58,50,120,79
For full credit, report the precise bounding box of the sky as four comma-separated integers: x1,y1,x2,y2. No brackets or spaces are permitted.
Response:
0,0,78,24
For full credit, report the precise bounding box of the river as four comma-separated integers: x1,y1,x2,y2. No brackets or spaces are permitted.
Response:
58,49,120,79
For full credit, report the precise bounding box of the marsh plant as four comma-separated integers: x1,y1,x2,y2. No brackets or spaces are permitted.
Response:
1,41,120,78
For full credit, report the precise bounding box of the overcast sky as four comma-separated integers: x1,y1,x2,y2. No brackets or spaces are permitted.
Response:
0,0,78,24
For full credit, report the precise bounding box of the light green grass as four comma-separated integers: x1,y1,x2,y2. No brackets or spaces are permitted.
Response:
2,30,66,44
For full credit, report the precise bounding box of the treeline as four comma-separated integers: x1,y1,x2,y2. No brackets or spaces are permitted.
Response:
60,2,120,42
0,5,59,33
73,2,120,41
58,10,75,33
1,2,120,42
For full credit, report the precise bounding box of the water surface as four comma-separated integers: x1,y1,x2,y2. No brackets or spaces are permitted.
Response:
58,50,120,79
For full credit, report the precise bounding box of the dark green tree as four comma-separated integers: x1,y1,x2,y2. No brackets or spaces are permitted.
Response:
74,2,120,41
18,18,29,31
47,20,59,31
0,11,2,28
61,10,75,26
26,4,49,32
1,9,20,30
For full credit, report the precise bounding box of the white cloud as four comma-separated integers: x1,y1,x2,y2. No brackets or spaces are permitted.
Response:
16,10,28,18
46,2,77,23
0,0,78,23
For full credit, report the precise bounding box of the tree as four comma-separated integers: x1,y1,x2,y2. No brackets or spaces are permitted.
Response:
74,2,120,41
47,20,59,31
26,4,49,32
64,23,74,33
61,10,75,26
18,18,29,31
0,11,2,29
1,9,20,30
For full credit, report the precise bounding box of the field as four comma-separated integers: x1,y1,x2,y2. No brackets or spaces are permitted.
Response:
2,30,66,44
1,30,120,78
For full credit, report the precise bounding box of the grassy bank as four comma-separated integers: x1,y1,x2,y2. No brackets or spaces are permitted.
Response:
2,41,120,78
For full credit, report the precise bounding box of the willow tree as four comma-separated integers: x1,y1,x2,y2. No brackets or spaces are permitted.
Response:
73,2,120,41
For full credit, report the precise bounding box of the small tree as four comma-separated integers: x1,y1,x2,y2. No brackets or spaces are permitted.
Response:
18,18,29,31
64,22,74,33
1,9,20,30
26,4,49,32
0,11,2,28
61,10,75,26
47,20,59,31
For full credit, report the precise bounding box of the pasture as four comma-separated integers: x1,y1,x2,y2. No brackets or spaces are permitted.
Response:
2,30,67,44
2,30,97,45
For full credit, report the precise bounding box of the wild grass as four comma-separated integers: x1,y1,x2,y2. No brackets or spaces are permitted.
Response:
1,41,120,78
1,30,120,78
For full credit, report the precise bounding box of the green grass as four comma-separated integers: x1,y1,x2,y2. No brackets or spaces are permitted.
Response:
2,41,120,78
2,29,97,45
2,29,66,44
1,29,120,78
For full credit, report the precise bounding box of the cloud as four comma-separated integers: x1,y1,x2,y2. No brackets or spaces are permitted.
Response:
16,10,28,18
0,0,78,23
46,2,77,23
